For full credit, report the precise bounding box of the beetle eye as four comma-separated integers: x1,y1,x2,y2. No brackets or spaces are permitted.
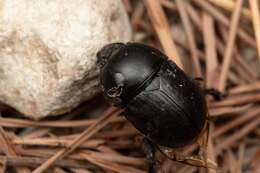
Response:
107,86,123,98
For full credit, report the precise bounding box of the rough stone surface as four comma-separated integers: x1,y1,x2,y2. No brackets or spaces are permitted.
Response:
0,0,132,119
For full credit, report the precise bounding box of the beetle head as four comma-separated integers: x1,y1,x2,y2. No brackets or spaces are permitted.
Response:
97,43,125,68
98,42,166,107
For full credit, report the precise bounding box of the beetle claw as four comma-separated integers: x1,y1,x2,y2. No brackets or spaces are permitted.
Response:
179,156,218,169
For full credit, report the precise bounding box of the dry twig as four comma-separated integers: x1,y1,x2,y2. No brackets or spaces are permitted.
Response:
32,107,121,173
218,0,244,91
143,0,183,68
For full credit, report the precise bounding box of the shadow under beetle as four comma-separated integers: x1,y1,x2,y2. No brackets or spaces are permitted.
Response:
97,42,221,173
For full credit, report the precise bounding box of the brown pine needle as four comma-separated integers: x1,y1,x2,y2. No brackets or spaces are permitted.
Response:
53,168,69,173
216,116,260,153
230,82,260,95
0,127,17,156
202,12,218,88
219,26,257,83
160,0,177,11
218,0,244,92
209,104,252,116
212,107,260,138
12,138,104,148
81,150,145,166
0,116,124,128
249,0,260,59
237,144,245,173
0,127,30,173
193,0,256,48
0,155,94,169
176,0,202,77
206,0,251,19
235,53,258,81
80,152,145,173
32,107,121,173
143,0,183,69
209,93,260,108
70,169,92,173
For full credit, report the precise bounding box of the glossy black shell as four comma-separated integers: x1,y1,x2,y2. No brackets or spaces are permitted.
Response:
97,42,207,148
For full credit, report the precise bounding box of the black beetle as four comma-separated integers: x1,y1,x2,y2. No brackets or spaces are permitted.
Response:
97,42,219,172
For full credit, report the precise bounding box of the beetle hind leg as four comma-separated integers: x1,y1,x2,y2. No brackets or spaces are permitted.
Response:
158,145,218,170
197,119,210,158
196,120,219,170
157,122,218,170
142,138,165,173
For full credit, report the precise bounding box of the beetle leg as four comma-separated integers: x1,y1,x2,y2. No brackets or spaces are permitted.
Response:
158,120,219,169
197,120,210,158
193,77,204,81
142,138,157,173
142,138,164,173
204,88,227,101
157,144,218,170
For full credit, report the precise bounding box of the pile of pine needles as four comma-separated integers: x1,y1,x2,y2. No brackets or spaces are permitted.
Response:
0,0,260,172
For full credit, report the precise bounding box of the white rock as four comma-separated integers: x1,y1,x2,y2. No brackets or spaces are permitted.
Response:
0,0,132,119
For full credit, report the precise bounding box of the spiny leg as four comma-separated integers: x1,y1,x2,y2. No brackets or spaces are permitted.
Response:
197,119,221,172
142,138,157,173
142,138,166,173
157,145,218,170
192,120,217,169
157,122,218,171
197,119,210,156
196,119,211,168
